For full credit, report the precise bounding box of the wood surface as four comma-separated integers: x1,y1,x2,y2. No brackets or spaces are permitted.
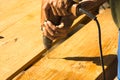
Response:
0,1,90,79
16,9,118,80
0,0,42,33
0,0,42,79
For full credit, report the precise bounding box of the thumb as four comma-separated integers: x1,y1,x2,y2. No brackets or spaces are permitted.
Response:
56,22,64,28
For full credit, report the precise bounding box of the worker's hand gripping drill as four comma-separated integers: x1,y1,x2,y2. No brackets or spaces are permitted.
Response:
41,0,76,49
41,0,99,49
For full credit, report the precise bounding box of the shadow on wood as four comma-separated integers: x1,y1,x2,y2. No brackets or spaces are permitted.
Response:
50,54,117,66
49,54,117,80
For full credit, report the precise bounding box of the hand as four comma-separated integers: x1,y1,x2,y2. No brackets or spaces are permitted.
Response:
49,0,72,16
42,20,67,40
42,14,76,40
41,0,76,40
43,0,73,17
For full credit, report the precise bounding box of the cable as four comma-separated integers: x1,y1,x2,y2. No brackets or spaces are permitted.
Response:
94,17,106,80
79,8,106,80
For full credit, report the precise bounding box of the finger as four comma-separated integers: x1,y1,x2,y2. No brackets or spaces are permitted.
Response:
59,1,65,8
42,3,51,20
58,1,68,16
51,1,66,16
54,1,68,16
57,22,64,28
50,1,59,16
43,26,55,40
54,31,67,37
55,7,65,16
54,22,68,37
44,21,54,36
61,9,70,16
56,22,68,33
47,21,57,31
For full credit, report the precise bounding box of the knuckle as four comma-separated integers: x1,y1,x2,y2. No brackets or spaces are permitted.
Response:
43,5,47,11
53,2,57,7
50,36,55,40
59,4,63,9
50,37,54,41
51,33,54,36
43,31,47,36
43,3,49,11
47,21,52,26
50,30,54,36
45,25,49,30
59,6,63,9
49,0,53,5
53,27,57,31
54,13,57,16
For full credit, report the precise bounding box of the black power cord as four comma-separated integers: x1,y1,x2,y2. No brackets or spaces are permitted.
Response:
79,8,106,80
94,17,106,80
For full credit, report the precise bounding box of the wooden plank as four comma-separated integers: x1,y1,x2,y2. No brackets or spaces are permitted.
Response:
0,9,43,80
0,1,42,79
0,0,41,32
0,1,91,79
16,9,118,80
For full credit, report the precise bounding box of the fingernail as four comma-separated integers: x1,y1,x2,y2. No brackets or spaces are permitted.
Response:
58,23,64,28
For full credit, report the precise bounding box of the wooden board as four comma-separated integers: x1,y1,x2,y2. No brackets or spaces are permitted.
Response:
16,9,118,80
0,1,90,79
0,0,41,32
0,7,43,80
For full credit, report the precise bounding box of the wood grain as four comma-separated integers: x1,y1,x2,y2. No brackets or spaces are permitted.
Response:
0,1,90,79
16,9,118,80
0,0,42,79
0,0,41,32
0,9,43,80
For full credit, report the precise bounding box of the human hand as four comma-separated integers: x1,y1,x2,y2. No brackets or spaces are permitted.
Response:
41,0,75,40
42,14,76,40
42,21,67,40
43,0,73,18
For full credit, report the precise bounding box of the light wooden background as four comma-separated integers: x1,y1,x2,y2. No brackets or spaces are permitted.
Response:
0,0,118,80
